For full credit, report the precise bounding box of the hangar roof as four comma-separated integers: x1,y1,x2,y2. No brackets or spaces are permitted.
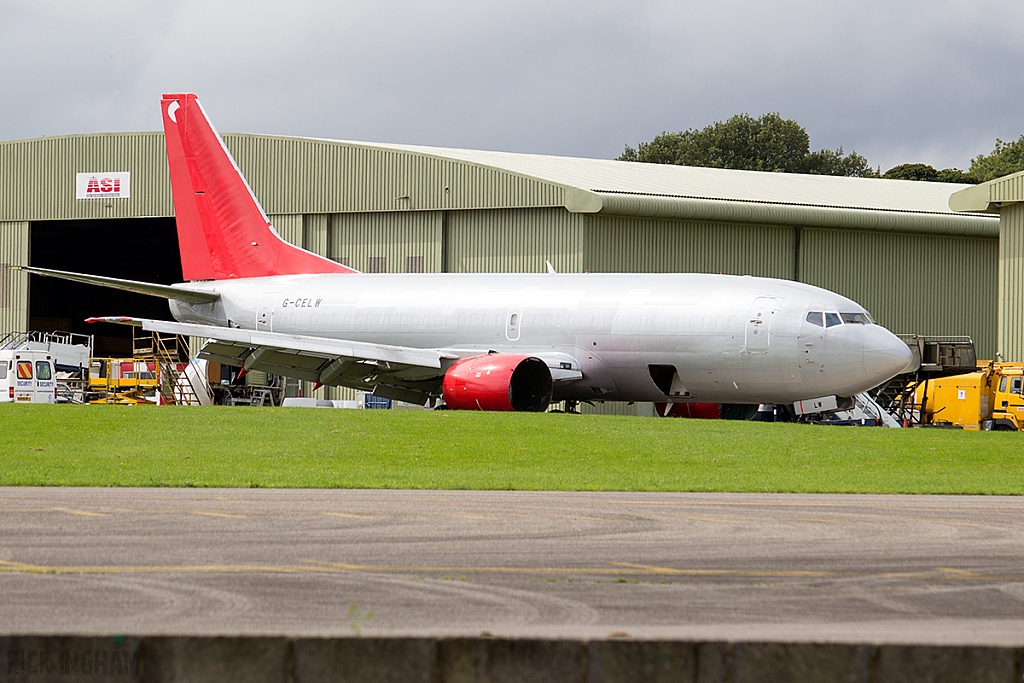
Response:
377,142,968,215
949,169,1024,213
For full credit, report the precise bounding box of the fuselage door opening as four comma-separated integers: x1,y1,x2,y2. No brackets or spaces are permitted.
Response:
745,296,778,353
257,294,281,333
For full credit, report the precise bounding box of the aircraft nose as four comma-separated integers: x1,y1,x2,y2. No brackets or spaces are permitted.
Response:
863,328,914,384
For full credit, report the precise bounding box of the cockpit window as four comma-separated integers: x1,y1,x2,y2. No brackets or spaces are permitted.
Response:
805,312,824,327
824,312,842,328
841,312,873,324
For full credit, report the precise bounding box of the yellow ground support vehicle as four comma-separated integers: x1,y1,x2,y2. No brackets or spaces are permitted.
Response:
916,363,1024,431
88,358,160,404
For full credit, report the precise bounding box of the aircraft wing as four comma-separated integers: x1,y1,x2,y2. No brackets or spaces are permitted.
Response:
88,317,451,404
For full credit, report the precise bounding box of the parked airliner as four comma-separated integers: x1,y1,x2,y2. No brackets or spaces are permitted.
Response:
21,93,913,412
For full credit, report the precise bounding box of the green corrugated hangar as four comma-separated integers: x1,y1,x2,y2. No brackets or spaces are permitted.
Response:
0,130,1012,405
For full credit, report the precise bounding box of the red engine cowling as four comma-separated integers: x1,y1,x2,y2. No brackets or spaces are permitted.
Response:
442,354,552,412
655,402,722,419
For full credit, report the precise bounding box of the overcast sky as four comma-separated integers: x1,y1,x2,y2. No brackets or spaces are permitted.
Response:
2,0,1021,173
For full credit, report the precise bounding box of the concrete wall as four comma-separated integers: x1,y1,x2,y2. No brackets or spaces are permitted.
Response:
1,635,1019,683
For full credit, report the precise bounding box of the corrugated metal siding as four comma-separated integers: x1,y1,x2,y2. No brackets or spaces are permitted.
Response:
270,214,303,248
445,208,583,273
328,212,442,273
583,215,794,278
800,228,998,359
0,134,172,222
222,134,566,216
302,213,329,256
988,172,1024,205
998,204,1024,361
0,222,29,336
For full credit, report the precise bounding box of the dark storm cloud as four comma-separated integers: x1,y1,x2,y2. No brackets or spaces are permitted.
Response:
1,0,1021,172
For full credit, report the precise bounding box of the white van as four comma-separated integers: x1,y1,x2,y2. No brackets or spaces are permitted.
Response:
0,350,56,403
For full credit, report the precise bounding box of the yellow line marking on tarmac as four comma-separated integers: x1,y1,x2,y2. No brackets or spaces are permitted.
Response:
449,514,501,521
573,515,624,522
793,517,867,526
55,509,108,517
322,512,372,519
679,516,746,524
0,558,1022,582
907,518,987,529
188,511,245,519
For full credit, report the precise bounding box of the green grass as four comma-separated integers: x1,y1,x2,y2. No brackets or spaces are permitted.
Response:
0,404,1021,494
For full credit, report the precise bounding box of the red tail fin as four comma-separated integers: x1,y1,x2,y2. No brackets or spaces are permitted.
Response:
161,93,356,280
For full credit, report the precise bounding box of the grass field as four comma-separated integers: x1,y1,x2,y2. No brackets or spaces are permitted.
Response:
0,404,1020,494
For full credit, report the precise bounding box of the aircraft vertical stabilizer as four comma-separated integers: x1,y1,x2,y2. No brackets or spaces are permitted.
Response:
160,93,356,280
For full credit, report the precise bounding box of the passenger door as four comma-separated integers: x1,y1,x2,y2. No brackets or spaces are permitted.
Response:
257,294,281,333
745,297,778,353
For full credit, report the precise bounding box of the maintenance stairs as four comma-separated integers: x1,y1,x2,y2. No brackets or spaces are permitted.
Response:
132,328,211,406
869,335,978,426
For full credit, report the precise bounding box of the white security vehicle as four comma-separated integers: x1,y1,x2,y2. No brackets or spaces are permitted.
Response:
0,350,56,403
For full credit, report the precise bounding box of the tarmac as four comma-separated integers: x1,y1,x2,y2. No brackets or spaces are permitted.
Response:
2,488,1023,644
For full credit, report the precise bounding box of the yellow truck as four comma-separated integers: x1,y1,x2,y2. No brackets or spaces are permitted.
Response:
916,362,1024,431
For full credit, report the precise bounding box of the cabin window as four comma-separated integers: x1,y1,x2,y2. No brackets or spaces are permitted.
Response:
824,312,842,328
841,312,872,324
806,312,824,327
36,362,52,381
17,361,32,380
0,362,6,380
999,377,1008,393
1012,378,1023,395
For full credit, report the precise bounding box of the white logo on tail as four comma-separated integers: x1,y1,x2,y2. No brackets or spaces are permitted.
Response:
167,100,180,123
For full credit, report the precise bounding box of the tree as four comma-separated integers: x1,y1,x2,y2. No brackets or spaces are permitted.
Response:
969,135,1024,182
618,113,879,177
882,164,977,184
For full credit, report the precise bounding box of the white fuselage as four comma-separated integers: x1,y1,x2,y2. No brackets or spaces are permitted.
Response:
170,272,912,405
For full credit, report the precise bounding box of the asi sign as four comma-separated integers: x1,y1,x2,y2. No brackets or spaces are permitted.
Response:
76,172,131,199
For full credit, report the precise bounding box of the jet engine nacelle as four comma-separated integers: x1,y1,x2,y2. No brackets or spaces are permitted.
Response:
442,354,552,412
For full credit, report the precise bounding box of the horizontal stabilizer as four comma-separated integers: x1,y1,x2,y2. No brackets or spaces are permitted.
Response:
13,266,220,304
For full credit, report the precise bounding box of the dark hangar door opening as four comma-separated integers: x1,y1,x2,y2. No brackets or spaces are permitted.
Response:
29,218,182,357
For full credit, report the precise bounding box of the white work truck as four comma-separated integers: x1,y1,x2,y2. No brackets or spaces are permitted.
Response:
0,350,56,403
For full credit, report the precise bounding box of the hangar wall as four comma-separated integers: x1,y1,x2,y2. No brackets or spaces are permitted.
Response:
998,203,1024,362
0,222,29,335
445,208,583,274
800,229,998,359
328,211,443,273
583,216,794,279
